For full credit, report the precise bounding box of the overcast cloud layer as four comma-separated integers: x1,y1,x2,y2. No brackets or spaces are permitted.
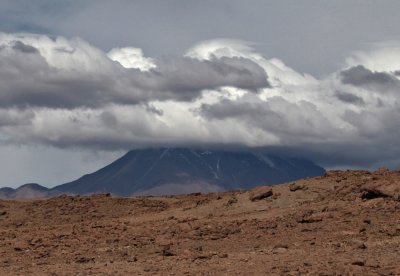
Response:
0,32,400,177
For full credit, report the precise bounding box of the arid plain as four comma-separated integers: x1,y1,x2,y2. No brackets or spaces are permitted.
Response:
0,169,399,275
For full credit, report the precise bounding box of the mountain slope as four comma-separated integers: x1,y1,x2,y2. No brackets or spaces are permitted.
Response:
50,148,325,196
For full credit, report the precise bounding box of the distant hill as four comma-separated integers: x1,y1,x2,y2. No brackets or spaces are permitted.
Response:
1,148,325,198
0,183,49,199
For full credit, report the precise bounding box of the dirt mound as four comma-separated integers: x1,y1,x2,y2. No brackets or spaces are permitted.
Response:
0,169,400,275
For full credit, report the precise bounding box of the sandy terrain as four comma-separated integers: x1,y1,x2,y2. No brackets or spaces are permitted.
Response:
0,169,399,275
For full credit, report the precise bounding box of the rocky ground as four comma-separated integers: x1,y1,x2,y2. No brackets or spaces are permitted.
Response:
0,169,399,275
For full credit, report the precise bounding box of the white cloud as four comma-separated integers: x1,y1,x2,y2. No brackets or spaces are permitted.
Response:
0,33,400,168
107,47,155,71
186,38,316,87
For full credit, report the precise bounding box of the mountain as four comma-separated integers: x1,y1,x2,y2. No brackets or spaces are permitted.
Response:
49,148,324,196
1,148,325,198
0,183,49,199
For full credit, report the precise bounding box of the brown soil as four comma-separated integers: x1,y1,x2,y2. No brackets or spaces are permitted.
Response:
0,169,400,275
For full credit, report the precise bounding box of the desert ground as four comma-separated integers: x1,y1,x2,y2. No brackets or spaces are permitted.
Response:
0,169,399,275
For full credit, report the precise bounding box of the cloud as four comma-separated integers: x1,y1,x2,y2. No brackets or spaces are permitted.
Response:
340,65,399,90
107,47,155,71
0,109,34,128
0,33,269,108
335,91,365,105
10,40,39,53
345,42,400,73
1,32,400,169
151,56,270,95
197,93,346,151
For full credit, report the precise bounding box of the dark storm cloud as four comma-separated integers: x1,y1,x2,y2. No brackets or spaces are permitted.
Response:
0,41,269,108
394,70,400,76
335,91,365,105
340,65,399,89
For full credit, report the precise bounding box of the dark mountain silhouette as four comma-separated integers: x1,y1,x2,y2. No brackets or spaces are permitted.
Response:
1,148,325,198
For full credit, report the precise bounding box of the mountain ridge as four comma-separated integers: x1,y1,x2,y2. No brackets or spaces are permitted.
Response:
1,148,325,198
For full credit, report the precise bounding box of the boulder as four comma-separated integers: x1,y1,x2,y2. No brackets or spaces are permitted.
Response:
361,181,400,200
249,186,273,201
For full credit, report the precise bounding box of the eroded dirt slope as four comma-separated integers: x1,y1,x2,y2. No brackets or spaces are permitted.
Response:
0,169,399,275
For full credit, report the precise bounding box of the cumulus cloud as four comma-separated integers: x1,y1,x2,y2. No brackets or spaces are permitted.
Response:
1,33,400,168
107,47,155,71
0,33,269,108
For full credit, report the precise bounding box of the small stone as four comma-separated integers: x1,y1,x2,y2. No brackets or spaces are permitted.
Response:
358,243,367,249
162,250,176,257
75,257,94,263
351,260,365,266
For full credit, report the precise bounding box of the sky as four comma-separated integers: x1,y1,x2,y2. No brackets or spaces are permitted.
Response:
1,0,400,188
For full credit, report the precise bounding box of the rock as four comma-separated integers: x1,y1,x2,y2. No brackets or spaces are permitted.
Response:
273,246,288,253
249,186,273,201
351,260,365,266
273,244,288,249
75,257,94,263
296,210,324,224
161,250,176,257
289,183,307,192
218,253,228,258
351,240,367,249
361,181,400,200
225,197,238,206
358,243,367,249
